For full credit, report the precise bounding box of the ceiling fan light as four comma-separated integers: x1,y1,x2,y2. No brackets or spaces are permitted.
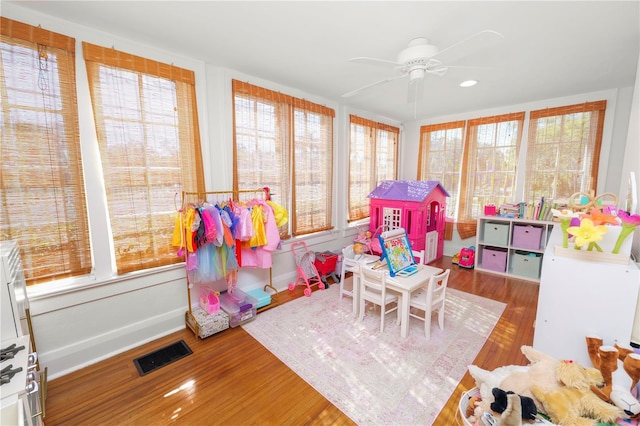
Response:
460,80,478,87
409,68,426,81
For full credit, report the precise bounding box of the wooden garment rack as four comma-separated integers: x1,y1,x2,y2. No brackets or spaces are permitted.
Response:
181,188,279,338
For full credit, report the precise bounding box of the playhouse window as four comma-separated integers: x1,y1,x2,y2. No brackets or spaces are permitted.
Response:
382,207,402,230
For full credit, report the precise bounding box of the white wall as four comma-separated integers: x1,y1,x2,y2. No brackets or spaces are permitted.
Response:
619,52,640,262
3,4,636,379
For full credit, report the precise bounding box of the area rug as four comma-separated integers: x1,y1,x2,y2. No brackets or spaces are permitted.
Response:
242,282,506,425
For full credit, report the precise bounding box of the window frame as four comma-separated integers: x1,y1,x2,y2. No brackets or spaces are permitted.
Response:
82,41,205,275
232,79,335,238
348,114,399,222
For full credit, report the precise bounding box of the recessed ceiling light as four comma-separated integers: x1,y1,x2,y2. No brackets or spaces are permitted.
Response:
460,80,478,87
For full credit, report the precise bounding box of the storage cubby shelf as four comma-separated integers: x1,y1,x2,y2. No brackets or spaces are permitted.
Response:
474,216,555,282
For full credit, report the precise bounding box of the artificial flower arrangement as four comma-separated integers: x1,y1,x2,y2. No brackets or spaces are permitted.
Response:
551,207,639,263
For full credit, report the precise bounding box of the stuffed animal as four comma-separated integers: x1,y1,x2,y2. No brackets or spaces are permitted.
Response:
586,335,640,419
531,359,625,425
490,387,538,424
468,345,563,413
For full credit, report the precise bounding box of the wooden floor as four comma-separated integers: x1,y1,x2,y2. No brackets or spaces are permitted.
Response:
44,256,539,425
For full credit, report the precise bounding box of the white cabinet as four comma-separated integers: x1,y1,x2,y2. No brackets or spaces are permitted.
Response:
474,216,555,282
533,226,640,365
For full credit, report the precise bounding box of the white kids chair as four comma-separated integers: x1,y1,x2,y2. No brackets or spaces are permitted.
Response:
408,269,451,340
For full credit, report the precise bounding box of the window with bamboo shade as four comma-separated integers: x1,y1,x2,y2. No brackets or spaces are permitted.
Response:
418,121,465,220
232,80,334,237
348,115,399,222
524,101,606,204
0,18,92,284
83,42,204,275
460,112,525,223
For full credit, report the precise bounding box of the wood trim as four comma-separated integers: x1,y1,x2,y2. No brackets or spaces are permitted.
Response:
82,41,195,85
1,17,75,52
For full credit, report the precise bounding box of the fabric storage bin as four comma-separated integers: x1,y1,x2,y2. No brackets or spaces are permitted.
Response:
512,224,543,250
483,222,509,246
481,246,507,272
511,251,542,279
246,288,272,309
219,288,258,327
191,306,230,339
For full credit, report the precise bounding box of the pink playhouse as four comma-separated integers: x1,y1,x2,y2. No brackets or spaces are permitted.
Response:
368,180,449,264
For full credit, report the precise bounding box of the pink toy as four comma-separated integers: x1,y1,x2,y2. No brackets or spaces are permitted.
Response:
368,180,448,263
288,241,325,297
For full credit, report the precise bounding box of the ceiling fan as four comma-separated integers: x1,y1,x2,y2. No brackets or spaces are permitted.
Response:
341,30,504,102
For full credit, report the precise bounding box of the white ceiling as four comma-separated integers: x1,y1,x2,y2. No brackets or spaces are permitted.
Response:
7,1,640,123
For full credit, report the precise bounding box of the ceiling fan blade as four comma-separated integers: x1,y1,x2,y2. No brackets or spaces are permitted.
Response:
348,56,402,67
341,74,407,98
432,30,504,59
407,78,424,103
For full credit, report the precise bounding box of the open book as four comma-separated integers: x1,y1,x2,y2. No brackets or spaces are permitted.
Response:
377,228,419,277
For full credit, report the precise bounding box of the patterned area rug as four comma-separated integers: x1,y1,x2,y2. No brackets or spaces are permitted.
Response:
242,282,506,425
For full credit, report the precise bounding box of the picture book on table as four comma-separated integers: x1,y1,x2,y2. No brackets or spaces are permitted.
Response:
378,228,419,277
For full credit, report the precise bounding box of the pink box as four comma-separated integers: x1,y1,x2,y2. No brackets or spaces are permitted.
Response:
512,225,543,250
481,247,507,272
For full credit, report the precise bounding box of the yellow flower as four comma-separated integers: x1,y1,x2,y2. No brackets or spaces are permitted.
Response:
567,218,608,248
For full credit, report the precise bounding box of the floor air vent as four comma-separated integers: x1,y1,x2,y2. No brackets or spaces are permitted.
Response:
133,340,193,376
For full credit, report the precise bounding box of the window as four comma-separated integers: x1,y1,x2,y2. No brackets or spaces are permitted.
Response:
348,115,399,222
418,113,524,239
232,80,334,237
460,113,525,221
418,121,465,220
83,42,204,274
0,18,92,283
524,101,606,203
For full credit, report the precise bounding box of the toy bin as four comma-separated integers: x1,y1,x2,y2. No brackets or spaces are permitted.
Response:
246,288,272,309
512,224,543,250
191,306,229,339
511,251,542,279
199,286,220,314
482,222,509,246
481,247,507,272
458,387,481,426
219,288,258,327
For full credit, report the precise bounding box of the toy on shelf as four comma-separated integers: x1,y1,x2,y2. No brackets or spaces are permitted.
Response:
569,190,618,213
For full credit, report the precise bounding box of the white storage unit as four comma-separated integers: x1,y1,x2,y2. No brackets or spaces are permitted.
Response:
475,216,554,282
533,226,640,365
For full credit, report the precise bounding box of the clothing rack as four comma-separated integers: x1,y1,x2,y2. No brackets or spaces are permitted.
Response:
176,186,279,336
181,187,279,338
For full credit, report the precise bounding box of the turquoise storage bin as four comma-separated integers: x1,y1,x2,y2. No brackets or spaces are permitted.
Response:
483,222,509,246
246,288,272,309
511,251,542,279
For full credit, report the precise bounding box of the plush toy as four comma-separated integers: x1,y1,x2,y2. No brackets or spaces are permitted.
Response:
468,345,563,413
531,359,625,425
490,387,538,423
586,335,640,419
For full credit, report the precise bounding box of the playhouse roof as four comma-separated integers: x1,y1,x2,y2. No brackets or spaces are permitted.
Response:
367,180,449,202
